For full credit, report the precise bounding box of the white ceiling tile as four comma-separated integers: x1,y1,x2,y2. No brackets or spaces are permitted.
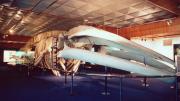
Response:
80,4,100,13
104,21,112,25
116,16,126,22
115,0,145,6
118,7,138,14
114,12,123,17
105,3,127,12
139,14,154,20
57,0,69,5
133,1,154,10
105,13,115,18
136,19,145,24
133,18,143,22
75,9,89,16
116,21,130,25
94,8,113,15
86,12,103,18
124,15,133,20
69,14,80,18
63,0,87,8
103,16,113,21
60,5,76,12
142,7,162,14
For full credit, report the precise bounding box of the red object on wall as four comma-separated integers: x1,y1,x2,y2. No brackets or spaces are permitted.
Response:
163,39,172,46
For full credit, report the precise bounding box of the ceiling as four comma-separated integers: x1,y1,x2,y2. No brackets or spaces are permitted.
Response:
0,0,178,36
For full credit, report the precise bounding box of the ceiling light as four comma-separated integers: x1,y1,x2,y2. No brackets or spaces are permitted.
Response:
84,19,88,22
2,34,8,39
0,5,3,10
8,12,15,17
9,29,15,34
13,10,23,20
166,19,172,26
2,3,11,7
20,20,26,24
167,21,170,26
14,14,22,20
17,10,23,15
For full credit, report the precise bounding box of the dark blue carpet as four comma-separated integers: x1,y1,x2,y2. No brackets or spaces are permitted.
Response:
0,71,177,101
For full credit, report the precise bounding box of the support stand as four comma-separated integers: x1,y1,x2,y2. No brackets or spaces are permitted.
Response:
27,65,30,77
64,71,67,85
70,72,74,96
176,76,179,101
27,68,30,77
101,66,110,95
119,77,123,101
142,77,149,87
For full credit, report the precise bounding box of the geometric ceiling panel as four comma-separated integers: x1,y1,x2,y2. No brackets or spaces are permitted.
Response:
0,0,178,36
89,0,113,7
129,11,149,17
63,0,86,8
142,7,162,14
118,7,138,14
32,0,57,12
80,4,100,13
93,8,113,15
133,1,154,10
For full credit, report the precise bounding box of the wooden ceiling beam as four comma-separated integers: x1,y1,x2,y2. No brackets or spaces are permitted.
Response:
0,35,31,50
0,34,31,42
0,43,26,50
147,0,180,15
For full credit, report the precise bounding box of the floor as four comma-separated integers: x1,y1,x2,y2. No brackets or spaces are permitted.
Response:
0,68,177,101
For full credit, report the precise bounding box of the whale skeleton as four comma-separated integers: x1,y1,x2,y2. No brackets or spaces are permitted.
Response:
29,25,176,80
57,25,176,77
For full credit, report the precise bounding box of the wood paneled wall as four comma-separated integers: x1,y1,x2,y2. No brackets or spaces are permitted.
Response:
118,17,180,39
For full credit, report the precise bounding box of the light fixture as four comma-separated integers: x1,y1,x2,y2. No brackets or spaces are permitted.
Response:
17,10,23,14
83,19,89,25
9,29,15,34
2,3,11,7
0,5,4,11
167,19,172,26
14,14,22,20
14,10,23,21
84,19,88,22
2,34,8,39
8,12,15,17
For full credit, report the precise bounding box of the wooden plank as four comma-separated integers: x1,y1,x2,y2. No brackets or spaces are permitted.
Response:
118,17,180,38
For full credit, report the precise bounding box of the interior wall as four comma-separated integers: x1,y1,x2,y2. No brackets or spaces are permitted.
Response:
131,36,180,60
0,49,3,63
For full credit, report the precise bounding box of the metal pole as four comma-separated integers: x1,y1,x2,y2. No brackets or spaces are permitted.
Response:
105,66,107,95
105,73,107,95
120,77,123,101
64,71,67,85
102,66,110,95
27,65,30,77
176,77,179,101
70,72,74,96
